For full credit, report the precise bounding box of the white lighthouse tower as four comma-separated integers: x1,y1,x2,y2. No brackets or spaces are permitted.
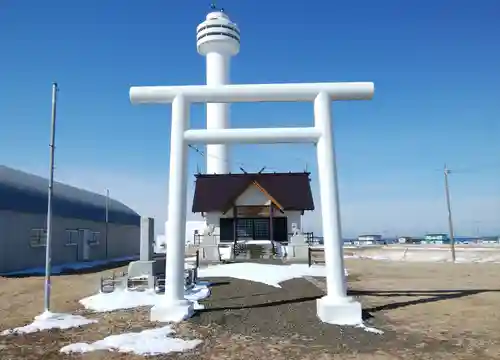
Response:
196,6,240,174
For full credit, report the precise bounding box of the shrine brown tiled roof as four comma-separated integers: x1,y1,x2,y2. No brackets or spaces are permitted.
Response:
191,172,315,213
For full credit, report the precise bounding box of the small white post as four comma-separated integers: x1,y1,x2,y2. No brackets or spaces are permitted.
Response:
314,91,362,325
150,95,194,321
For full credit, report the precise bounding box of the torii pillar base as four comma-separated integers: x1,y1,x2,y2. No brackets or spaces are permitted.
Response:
150,300,194,323
316,296,362,326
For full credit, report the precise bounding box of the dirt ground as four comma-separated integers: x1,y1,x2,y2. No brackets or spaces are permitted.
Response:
0,259,500,359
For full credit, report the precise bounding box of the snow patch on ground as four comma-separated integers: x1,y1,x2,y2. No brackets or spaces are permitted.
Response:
345,251,500,263
1,312,97,335
198,263,347,288
356,323,384,334
60,325,201,356
80,283,210,313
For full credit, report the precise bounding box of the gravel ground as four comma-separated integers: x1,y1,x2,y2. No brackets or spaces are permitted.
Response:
173,275,471,360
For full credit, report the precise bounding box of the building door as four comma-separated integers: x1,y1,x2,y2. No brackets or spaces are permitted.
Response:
272,217,288,242
77,229,85,261
220,218,288,242
233,218,271,241
219,218,234,242
81,229,92,261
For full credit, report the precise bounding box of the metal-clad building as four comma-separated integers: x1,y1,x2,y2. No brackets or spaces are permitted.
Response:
0,165,141,274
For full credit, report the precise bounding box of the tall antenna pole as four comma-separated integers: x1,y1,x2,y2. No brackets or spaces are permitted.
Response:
44,82,58,313
444,164,456,262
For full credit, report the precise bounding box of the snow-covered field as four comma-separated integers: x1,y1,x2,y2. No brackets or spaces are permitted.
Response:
345,247,500,263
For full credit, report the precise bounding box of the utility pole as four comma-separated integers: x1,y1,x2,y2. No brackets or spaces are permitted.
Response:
44,82,58,313
105,188,109,259
444,164,456,262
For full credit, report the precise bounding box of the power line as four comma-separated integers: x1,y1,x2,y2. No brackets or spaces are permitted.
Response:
432,161,500,174
188,144,248,168
187,144,276,172
187,144,312,173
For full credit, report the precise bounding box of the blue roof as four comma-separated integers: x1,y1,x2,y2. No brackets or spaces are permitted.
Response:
0,165,140,226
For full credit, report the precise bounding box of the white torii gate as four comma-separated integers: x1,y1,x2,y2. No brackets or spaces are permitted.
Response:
129,82,375,325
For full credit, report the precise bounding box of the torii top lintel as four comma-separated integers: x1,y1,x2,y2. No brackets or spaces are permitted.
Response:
129,82,375,105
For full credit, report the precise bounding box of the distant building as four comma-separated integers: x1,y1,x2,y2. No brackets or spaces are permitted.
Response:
474,236,500,244
0,165,140,274
191,172,315,244
355,234,383,245
423,234,449,244
397,236,412,244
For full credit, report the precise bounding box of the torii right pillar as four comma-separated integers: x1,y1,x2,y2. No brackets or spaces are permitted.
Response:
314,91,361,325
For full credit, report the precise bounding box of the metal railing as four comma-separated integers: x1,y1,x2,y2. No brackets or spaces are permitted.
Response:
99,270,127,293
308,247,325,267
155,267,198,293
99,250,200,293
193,233,221,245
284,232,323,246
194,231,323,245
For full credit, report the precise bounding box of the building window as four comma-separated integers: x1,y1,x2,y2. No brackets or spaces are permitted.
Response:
253,219,270,239
30,229,47,247
197,24,240,36
236,219,253,239
89,231,100,246
66,230,79,246
197,32,240,43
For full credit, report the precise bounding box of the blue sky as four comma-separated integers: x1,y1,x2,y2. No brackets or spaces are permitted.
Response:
1,0,499,237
